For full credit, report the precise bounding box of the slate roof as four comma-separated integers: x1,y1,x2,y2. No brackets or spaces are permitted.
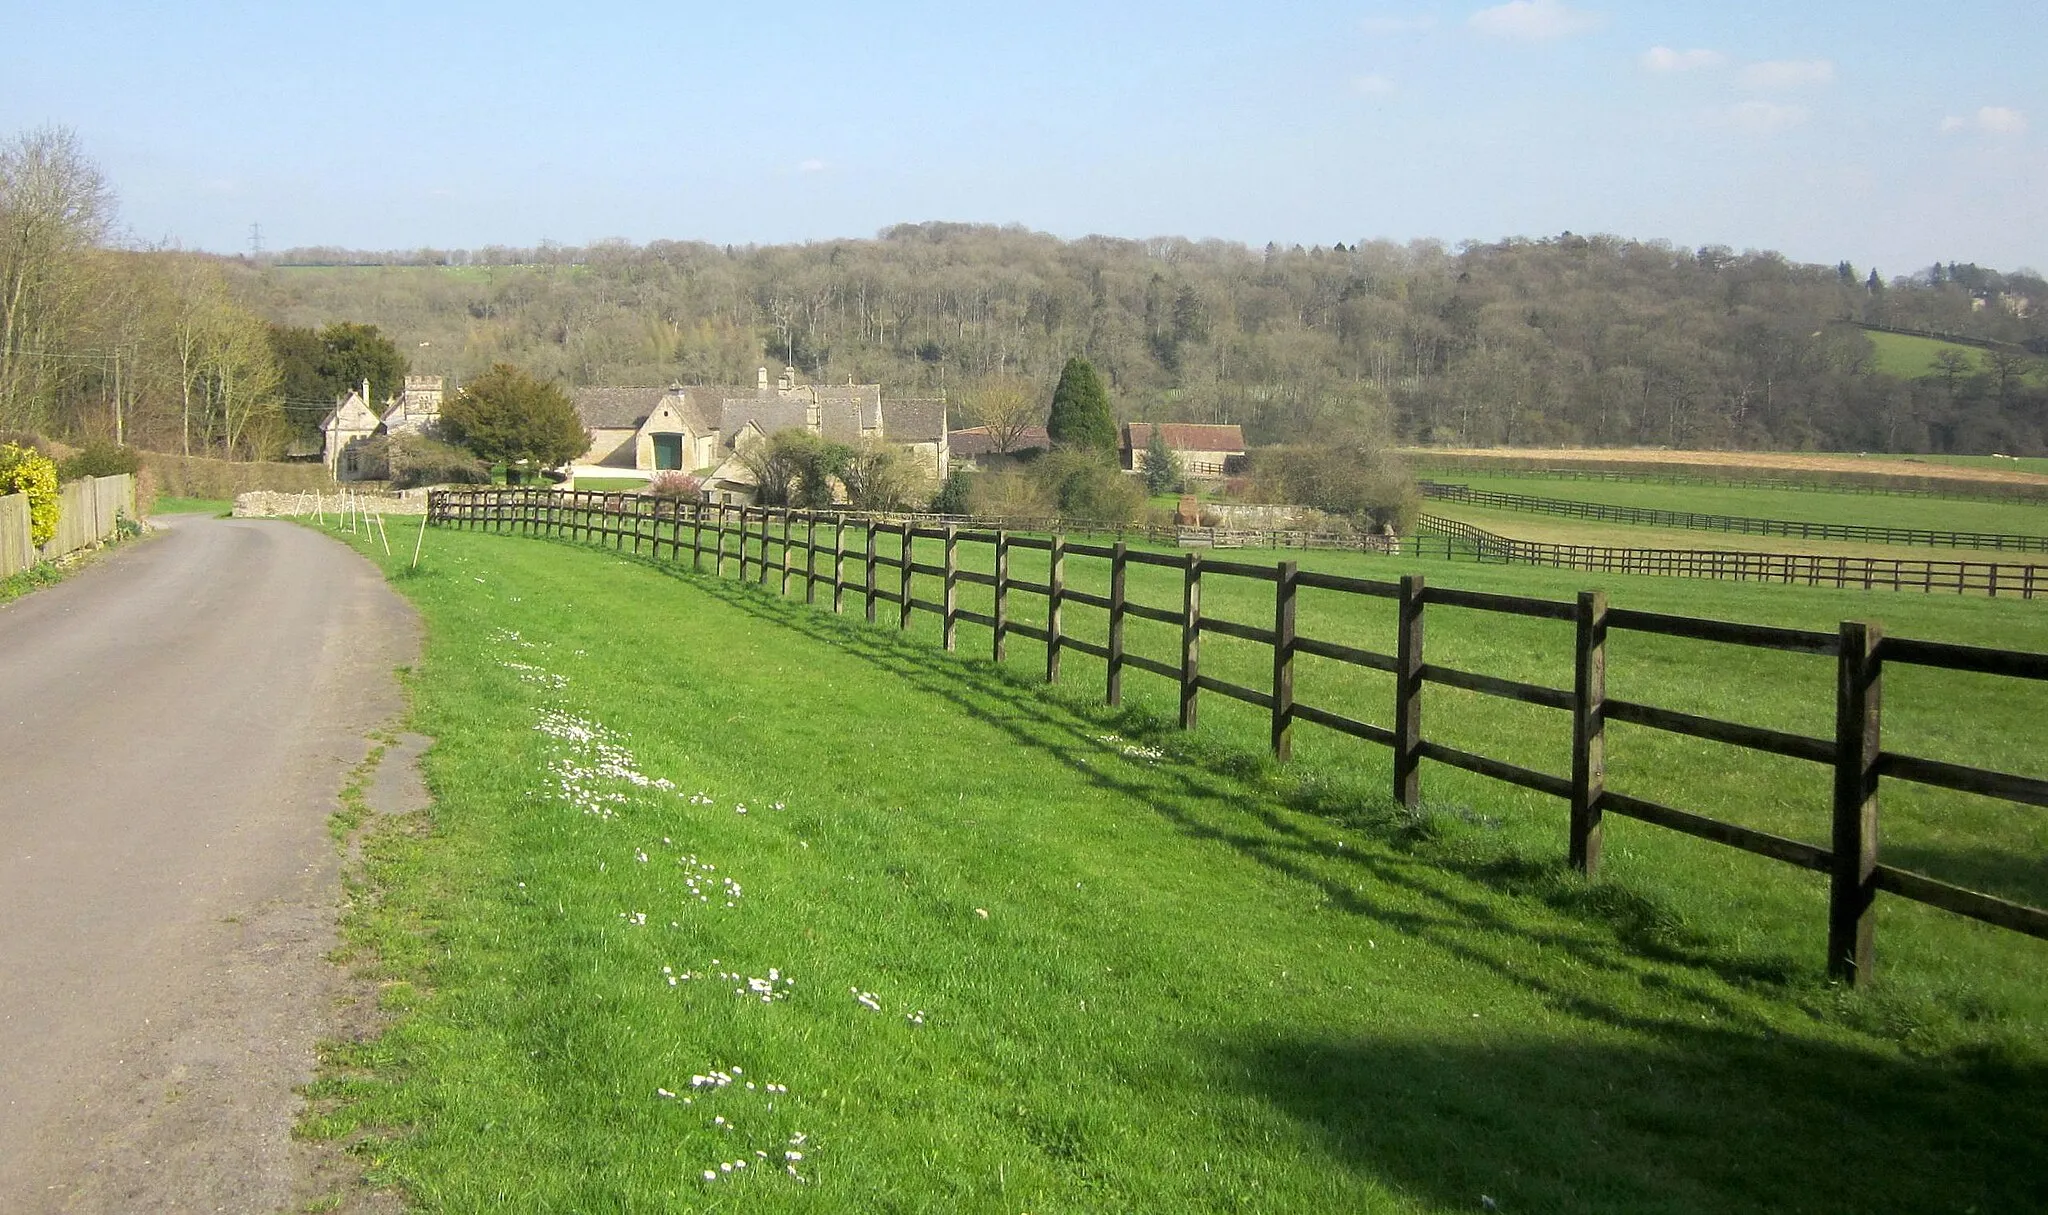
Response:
574,386,666,430
884,398,949,445
948,426,1050,458
1123,422,1247,453
719,393,808,439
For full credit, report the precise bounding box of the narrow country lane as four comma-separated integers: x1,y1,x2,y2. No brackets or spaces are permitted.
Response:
0,515,418,1213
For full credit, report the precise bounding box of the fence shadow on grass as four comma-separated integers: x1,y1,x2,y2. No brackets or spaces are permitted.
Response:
643,560,1805,1027
608,554,2048,1211
1215,1025,2048,1215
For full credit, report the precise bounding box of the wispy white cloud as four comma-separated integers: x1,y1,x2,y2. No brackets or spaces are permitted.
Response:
796,158,827,174
1641,46,1723,73
1942,106,2027,136
1714,100,1811,134
1351,74,1399,97
1360,14,1436,35
1468,0,1602,41
1738,59,1835,91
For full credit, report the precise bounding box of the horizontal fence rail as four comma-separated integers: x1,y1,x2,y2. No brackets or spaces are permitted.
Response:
1416,514,2044,599
429,488,2048,981
1420,480,2048,553
1408,460,2048,505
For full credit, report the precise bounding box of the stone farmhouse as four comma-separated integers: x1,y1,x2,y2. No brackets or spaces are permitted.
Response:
571,367,949,505
321,375,446,480
1121,422,1247,477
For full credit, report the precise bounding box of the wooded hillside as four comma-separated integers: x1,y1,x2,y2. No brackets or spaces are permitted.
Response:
249,226,2048,456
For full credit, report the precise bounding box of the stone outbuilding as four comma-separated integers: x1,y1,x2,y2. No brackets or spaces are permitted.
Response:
1121,422,1247,477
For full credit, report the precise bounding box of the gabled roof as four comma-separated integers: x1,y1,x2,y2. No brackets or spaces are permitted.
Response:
574,386,666,430
720,394,809,439
320,389,380,433
884,398,949,445
817,399,870,444
1123,422,1247,453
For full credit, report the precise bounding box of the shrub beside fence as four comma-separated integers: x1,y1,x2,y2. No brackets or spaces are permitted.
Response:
2,473,135,577
430,487,2048,982
1416,514,2045,598
1421,480,2048,553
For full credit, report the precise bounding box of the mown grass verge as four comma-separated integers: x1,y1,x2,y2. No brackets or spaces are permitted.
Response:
306,521,2045,1213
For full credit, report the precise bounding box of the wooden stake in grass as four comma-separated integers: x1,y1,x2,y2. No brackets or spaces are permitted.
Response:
411,511,428,570
375,507,392,556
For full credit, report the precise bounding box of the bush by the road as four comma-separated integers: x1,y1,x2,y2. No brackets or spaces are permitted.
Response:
0,442,60,545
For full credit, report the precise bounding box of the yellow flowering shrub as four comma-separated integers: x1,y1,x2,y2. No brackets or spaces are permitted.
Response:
0,442,60,546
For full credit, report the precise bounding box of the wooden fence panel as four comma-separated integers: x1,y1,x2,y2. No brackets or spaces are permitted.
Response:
420,489,2048,975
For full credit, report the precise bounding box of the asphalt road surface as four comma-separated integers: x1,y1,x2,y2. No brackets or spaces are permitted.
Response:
0,514,418,1212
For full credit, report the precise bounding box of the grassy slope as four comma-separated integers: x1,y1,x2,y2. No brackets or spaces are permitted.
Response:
313,522,2047,1213
1863,328,2047,385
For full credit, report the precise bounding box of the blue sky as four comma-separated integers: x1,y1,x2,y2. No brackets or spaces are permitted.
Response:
4,1,2041,273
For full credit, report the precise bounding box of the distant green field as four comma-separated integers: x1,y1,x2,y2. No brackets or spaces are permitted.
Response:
1862,452,2048,476
1436,474,2048,537
1862,328,2046,384
145,495,233,516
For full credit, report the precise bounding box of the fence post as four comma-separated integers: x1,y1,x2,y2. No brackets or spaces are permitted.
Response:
994,530,1010,662
1107,541,1128,706
1046,532,1065,684
781,511,794,595
1830,620,1883,985
1179,553,1201,729
943,525,959,652
832,517,846,613
899,523,915,630
759,510,772,587
865,519,879,624
1394,574,1426,811
691,502,704,572
1570,590,1608,875
1272,560,1297,761
806,514,818,605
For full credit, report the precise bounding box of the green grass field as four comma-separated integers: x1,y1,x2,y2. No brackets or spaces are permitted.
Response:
1429,475,2048,538
145,495,232,516
1423,501,2048,562
1863,328,2047,386
305,516,2048,1213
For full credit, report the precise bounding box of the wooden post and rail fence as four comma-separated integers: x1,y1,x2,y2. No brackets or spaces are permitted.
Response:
0,474,138,580
429,487,2048,983
1417,514,2045,598
1419,479,2048,553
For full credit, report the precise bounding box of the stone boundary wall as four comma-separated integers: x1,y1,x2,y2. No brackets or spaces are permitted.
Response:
234,489,429,518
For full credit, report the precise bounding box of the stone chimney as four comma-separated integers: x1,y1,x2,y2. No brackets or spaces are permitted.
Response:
778,366,794,391
758,366,769,390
